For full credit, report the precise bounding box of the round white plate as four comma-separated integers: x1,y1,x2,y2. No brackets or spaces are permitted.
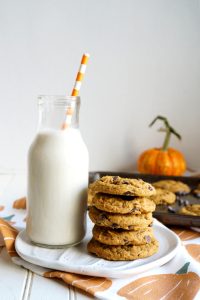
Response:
15,219,180,278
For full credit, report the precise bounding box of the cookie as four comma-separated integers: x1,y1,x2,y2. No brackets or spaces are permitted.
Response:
179,204,200,216
153,180,190,195
87,238,159,261
90,193,156,214
149,188,176,205
193,189,200,198
88,206,153,230
192,184,200,198
92,225,154,246
87,189,96,206
89,176,156,197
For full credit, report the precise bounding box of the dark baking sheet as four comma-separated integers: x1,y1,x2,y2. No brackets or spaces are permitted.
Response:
89,171,200,228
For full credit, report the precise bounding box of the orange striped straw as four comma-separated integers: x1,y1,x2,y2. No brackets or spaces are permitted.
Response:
62,53,90,129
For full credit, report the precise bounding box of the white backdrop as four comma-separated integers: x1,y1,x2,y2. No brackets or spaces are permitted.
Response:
0,0,200,172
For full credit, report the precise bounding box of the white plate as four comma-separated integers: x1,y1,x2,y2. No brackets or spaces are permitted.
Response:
15,219,180,279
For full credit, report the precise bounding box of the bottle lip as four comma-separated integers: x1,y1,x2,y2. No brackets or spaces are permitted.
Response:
37,95,80,105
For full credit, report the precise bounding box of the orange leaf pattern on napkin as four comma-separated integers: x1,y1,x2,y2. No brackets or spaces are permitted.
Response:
0,219,18,257
0,206,4,211
186,244,200,263
44,272,112,295
117,272,200,300
13,197,26,209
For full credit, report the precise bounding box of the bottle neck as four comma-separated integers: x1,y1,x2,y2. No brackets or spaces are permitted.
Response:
37,95,80,131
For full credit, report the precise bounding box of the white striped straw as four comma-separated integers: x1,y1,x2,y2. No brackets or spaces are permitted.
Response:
62,53,90,129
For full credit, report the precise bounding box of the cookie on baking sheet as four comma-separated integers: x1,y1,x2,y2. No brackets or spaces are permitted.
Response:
88,206,153,230
149,188,176,205
192,183,200,198
89,176,156,197
153,180,190,195
87,238,159,261
90,193,156,214
179,204,200,216
92,225,154,246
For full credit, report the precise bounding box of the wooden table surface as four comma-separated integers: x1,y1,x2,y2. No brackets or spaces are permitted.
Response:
0,172,93,300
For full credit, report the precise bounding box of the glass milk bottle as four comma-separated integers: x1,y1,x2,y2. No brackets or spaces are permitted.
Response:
26,95,89,248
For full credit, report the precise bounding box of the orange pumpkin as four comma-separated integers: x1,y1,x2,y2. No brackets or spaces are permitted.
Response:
137,116,186,176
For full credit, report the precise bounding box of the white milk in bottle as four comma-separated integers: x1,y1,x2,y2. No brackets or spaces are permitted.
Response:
26,96,89,247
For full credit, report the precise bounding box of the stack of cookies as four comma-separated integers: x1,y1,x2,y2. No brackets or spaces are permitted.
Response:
87,176,159,261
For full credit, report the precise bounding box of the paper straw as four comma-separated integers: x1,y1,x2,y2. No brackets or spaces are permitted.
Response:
62,53,90,129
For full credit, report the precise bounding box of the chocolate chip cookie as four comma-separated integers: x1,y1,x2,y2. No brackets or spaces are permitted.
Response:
87,189,96,207
87,238,159,261
89,176,156,197
92,225,154,246
150,188,176,205
153,180,190,195
179,204,200,216
90,193,156,214
88,206,153,230
192,183,200,198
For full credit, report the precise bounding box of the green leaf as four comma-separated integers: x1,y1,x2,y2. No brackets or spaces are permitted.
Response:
176,262,190,274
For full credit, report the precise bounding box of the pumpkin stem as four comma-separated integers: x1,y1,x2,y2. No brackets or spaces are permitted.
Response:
149,115,182,151
176,262,190,274
162,127,171,151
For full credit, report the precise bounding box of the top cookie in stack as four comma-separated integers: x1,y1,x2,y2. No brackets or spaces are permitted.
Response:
89,175,156,197
87,176,159,261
